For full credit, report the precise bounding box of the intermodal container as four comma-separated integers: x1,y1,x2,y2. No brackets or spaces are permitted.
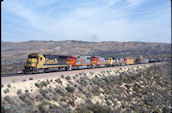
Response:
141,59,149,63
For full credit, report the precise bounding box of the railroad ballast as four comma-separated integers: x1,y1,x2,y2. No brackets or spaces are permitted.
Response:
23,53,153,74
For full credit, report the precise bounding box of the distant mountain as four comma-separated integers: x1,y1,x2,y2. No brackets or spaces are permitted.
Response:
2,40,171,64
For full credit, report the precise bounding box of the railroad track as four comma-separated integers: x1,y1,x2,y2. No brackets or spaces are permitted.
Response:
1,63,147,77
1,62,165,84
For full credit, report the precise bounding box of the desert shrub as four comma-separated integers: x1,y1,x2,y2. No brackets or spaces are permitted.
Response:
35,82,41,88
1,104,7,113
50,79,53,82
91,86,100,95
25,90,29,93
54,88,66,96
66,85,75,93
67,100,75,107
1,84,4,88
29,77,33,80
35,81,48,88
75,104,113,113
4,88,9,94
17,89,22,95
40,89,48,97
38,101,51,113
19,93,26,101
65,76,71,80
79,77,88,86
77,86,83,91
162,107,171,113
22,79,26,82
153,107,161,113
40,81,48,87
73,76,76,79
130,75,137,81
61,74,64,78
12,80,15,83
24,98,33,105
55,78,62,84
90,72,94,75
7,84,11,88
35,95,43,101
4,96,11,103
52,94,59,101
125,84,131,89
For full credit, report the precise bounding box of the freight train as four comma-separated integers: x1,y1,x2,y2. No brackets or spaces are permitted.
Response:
23,53,149,74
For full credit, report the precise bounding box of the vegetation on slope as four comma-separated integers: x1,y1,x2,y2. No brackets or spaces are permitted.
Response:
1,63,171,113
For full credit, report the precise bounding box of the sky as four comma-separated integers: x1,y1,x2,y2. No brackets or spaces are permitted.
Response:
1,0,171,43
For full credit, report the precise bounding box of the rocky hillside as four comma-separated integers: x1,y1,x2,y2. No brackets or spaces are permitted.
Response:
1,40,171,74
2,40,171,64
1,62,171,113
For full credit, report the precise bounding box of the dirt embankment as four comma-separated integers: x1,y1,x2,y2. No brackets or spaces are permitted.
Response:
1,62,171,113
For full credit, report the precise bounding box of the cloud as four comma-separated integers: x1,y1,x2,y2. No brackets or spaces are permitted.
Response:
2,0,171,43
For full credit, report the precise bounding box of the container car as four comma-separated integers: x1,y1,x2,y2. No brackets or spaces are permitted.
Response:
116,58,125,66
141,59,149,63
124,57,135,65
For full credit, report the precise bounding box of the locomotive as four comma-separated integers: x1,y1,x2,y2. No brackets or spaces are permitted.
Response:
23,53,149,74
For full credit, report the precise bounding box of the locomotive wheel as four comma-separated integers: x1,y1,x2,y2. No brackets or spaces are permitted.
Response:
91,64,95,69
44,68,49,73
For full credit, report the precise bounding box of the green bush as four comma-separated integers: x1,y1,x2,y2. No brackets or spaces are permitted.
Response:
29,77,33,80
61,75,64,78
55,78,62,84
35,82,41,88
35,81,48,88
1,84,4,88
19,93,26,101
4,96,11,103
38,101,51,113
25,90,29,93
40,89,48,97
17,89,22,95
7,84,11,88
4,88,9,94
40,81,48,87
66,85,75,93
65,76,71,80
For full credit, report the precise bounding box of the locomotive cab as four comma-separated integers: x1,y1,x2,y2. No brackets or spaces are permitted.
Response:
23,53,45,73
66,56,77,66
91,56,98,64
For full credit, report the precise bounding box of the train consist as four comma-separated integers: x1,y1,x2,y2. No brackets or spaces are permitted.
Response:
23,53,150,74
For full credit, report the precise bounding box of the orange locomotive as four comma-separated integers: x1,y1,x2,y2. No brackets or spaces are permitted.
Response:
66,55,106,70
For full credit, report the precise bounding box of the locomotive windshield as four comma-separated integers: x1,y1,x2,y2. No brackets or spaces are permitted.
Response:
28,55,37,58
68,57,74,59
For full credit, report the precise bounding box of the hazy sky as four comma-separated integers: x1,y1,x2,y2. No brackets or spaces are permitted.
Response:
2,0,171,43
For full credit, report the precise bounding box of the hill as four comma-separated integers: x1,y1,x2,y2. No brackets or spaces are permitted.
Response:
1,63,171,113
1,40,171,74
